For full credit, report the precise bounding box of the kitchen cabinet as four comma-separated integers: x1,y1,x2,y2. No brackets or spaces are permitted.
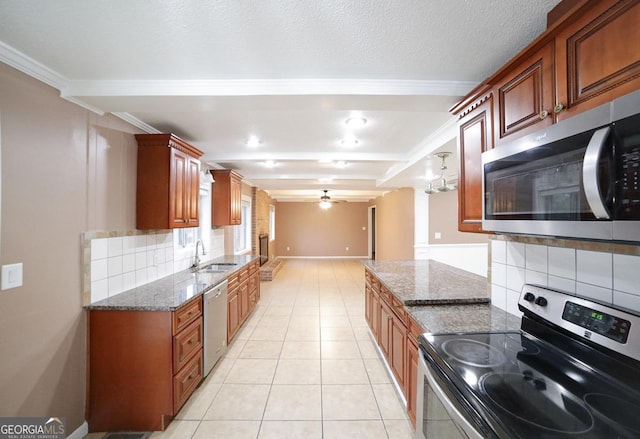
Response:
87,297,203,432
135,133,203,229
493,42,554,145
554,0,640,121
453,0,640,233
455,92,494,233
406,331,419,427
211,169,243,226
226,261,260,343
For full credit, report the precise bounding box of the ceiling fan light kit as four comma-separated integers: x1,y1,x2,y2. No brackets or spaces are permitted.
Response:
425,151,457,195
319,190,333,209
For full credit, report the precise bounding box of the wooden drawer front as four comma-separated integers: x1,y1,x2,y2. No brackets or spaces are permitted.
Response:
249,274,258,293
365,269,372,284
380,286,392,306
173,298,202,335
238,267,249,284
372,278,380,294
173,317,203,372
228,273,240,291
173,349,202,413
390,296,408,326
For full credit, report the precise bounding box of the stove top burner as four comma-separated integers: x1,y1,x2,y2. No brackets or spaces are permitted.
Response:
441,338,506,368
584,393,640,434
479,372,594,434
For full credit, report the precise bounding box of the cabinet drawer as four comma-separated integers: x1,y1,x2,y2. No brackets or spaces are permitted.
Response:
173,298,202,335
173,317,203,372
238,267,249,284
390,295,408,326
173,349,203,413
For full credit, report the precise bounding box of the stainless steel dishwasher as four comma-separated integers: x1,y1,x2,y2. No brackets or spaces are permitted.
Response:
203,280,228,376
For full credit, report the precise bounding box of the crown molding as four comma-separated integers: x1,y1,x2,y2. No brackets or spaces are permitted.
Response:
61,78,478,98
111,112,161,134
200,151,406,163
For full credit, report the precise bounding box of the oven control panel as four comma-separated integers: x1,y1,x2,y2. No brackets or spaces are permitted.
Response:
562,301,630,343
519,284,640,361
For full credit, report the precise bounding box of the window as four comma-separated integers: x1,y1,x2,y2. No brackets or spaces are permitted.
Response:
269,204,276,240
234,195,252,254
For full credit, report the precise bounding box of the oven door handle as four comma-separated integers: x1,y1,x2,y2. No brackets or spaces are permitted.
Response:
421,354,484,439
582,126,611,219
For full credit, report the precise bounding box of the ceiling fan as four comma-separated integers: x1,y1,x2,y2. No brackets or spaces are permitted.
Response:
319,190,345,209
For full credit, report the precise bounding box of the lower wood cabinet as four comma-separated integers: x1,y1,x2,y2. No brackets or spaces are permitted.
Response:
364,268,420,428
227,261,261,343
87,297,203,432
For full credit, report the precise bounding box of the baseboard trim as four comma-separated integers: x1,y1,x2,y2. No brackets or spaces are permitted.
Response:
67,421,88,439
278,256,368,259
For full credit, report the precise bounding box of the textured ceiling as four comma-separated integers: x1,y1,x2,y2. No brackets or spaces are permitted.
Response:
0,0,561,201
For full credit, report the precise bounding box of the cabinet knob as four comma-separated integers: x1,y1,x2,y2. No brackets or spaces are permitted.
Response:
553,103,565,114
539,110,549,120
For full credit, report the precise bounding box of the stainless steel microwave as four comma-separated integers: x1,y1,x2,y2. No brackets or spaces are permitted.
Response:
482,89,640,243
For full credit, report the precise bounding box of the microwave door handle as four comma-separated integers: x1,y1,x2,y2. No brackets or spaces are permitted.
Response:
582,126,611,219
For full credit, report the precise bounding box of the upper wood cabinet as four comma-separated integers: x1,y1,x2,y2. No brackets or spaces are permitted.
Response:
456,92,494,233
554,0,640,121
493,42,555,145
453,0,640,232
135,134,203,230
211,169,243,226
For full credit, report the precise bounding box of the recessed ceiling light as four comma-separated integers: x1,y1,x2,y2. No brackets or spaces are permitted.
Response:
264,160,276,168
246,135,261,147
335,161,349,169
318,158,333,164
345,116,367,128
340,137,359,148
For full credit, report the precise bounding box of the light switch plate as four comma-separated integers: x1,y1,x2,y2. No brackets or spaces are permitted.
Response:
1,263,23,290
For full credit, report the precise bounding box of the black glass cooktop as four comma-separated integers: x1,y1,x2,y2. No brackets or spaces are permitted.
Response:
420,323,640,438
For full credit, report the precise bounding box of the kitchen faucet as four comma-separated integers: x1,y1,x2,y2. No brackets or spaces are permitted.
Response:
193,239,206,268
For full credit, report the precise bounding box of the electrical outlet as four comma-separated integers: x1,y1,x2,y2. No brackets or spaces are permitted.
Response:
286,246,290,252
434,232,442,240
2,263,23,290
346,246,349,251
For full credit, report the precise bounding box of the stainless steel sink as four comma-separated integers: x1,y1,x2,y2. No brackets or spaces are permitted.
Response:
195,262,237,274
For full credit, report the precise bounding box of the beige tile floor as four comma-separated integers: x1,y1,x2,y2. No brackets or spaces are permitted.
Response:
86,259,414,439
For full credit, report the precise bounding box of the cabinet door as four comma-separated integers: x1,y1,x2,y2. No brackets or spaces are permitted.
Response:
239,281,250,323
364,283,372,327
379,300,392,359
494,42,554,145
231,174,242,225
186,156,200,226
227,290,240,343
390,314,407,391
555,0,640,122
406,336,419,427
371,289,381,341
457,96,494,233
170,148,189,227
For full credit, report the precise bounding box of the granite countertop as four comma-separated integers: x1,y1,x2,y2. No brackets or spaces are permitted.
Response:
407,303,522,335
362,259,490,306
86,254,259,311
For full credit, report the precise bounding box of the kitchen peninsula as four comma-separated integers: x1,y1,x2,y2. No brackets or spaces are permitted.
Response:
362,259,521,425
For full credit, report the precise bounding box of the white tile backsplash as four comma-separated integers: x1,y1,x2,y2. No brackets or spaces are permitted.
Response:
525,244,547,273
89,231,180,303
576,250,612,289
548,246,576,280
491,240,506,264
613,253,640,295
506,265,525,294
576,282,613,303
490,239,640,316
506,242,525,268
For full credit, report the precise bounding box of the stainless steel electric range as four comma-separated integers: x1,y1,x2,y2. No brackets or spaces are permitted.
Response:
416,284,640,439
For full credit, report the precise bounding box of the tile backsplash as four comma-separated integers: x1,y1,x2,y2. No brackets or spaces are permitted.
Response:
84,228,225,304
490,238,640,317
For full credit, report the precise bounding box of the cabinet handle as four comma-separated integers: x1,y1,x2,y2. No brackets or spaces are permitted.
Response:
539,110,549,120
553,103,565,114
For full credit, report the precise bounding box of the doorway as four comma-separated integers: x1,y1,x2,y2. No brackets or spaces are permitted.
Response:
368,205,376,260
